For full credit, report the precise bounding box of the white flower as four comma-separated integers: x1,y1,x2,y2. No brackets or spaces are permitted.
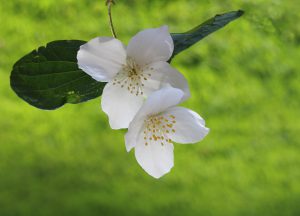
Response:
77,26,190,129
125,87,209,178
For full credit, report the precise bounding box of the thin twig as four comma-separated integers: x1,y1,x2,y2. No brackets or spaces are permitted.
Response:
106,0,117,38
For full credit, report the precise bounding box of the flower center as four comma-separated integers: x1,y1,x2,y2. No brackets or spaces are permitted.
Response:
112,57,153,96
143,114,177,146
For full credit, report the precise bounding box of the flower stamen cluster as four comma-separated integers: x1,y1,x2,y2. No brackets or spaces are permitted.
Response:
112,58,153,96
143,114,176,146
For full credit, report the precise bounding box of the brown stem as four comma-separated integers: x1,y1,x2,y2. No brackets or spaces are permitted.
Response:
106,0,117,38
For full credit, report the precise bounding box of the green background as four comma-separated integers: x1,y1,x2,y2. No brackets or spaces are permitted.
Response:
0,0,299,215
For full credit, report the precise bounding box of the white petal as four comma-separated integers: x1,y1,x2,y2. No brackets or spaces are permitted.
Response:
101,81,144,129
135,141,174,178
165,107,209,144
127,26,174,66
125,117,146,152
137,87,184,117
142,61,190,101
77,37,126,82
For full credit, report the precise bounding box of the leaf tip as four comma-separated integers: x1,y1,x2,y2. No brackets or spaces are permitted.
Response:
237,10,245,17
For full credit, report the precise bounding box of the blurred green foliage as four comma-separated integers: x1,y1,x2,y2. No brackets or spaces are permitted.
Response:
0,0,299,215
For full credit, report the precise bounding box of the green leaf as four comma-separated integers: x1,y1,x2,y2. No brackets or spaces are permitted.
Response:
10,10,244,110
10,40,105,110
170,10,244,60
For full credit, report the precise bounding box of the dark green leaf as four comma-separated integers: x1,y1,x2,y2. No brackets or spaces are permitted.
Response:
10,10,244,110
10,40,105,110
170,10,244,60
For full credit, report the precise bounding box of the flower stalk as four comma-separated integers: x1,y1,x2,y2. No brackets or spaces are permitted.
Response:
106,0,117,38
